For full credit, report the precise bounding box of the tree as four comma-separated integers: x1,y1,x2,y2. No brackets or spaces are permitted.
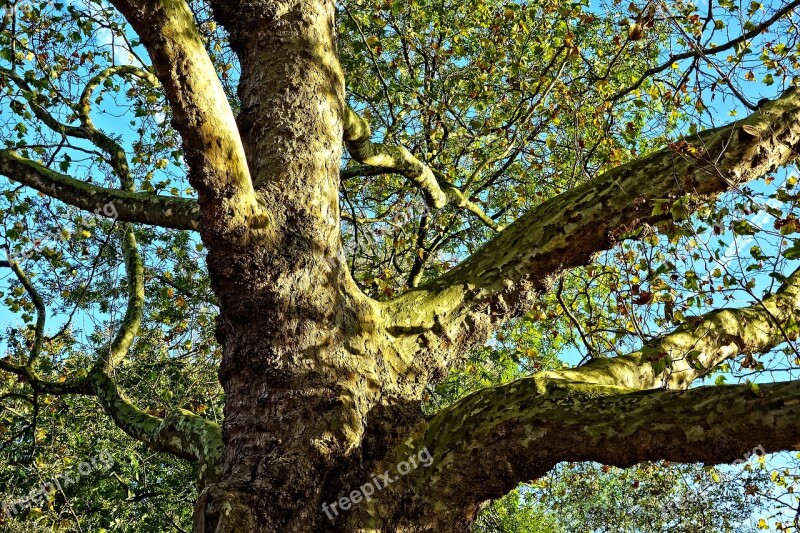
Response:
1,0,800,530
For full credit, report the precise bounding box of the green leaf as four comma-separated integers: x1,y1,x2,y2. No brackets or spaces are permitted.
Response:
747,380,763,397
732,220,759,236
784,243,800,260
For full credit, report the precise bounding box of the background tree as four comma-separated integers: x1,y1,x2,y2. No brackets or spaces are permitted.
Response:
1,0,800,531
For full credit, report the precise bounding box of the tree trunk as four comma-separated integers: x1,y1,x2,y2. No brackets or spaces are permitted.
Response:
191,0,410,530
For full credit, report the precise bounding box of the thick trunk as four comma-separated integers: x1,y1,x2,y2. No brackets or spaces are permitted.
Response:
191,1,420,530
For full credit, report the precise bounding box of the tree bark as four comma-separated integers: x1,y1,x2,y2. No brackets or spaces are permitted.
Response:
194,0,385,530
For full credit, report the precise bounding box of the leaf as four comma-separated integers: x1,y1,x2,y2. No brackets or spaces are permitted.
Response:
749,245,769,261
784,243,800,260
747,380,764,397
686,350,705,371
670,197,690,221
633,290,654,305
651,199,670,217
731,220,759,236
770,272,789,283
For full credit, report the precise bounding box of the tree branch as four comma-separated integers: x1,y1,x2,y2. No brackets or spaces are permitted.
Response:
0,65,156,186
0,149,200,230
343,106,501,231
382,379,800,529
106,0,264,237
77,65,159,188
1,258,46,366
0,224,221,483
539,264,800,391
383,88,800,370
85,222,222,484
370,269,800,526
344,105,448,208
610,0,800,101
0,358,92,396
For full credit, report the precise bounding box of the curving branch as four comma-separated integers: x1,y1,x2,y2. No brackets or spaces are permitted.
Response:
366,267,800,528
0,64,158,186
92,223,144,374
0,220,221,483
77,65,160,188
0,149,200,230
0,67,87,140
383,87,800,373
105,0,264,238
344,105,448,208
0,358,92,396
537,264,800,392
85,222,222,484
343,106,501,231
88,370,223,485
4,259,46,366
1,58,205,232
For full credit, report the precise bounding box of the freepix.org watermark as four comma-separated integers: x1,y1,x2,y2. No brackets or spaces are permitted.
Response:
2,450,115,517
322,446,434,520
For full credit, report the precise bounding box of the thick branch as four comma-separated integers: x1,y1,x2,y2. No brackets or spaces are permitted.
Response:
344,106,447,208
366,267,800,529
89,370,222,484
106,0,264,236
0,149,200,230
384,88,800,365
537,264,800,391
380,379,800,529
366,266,800,529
